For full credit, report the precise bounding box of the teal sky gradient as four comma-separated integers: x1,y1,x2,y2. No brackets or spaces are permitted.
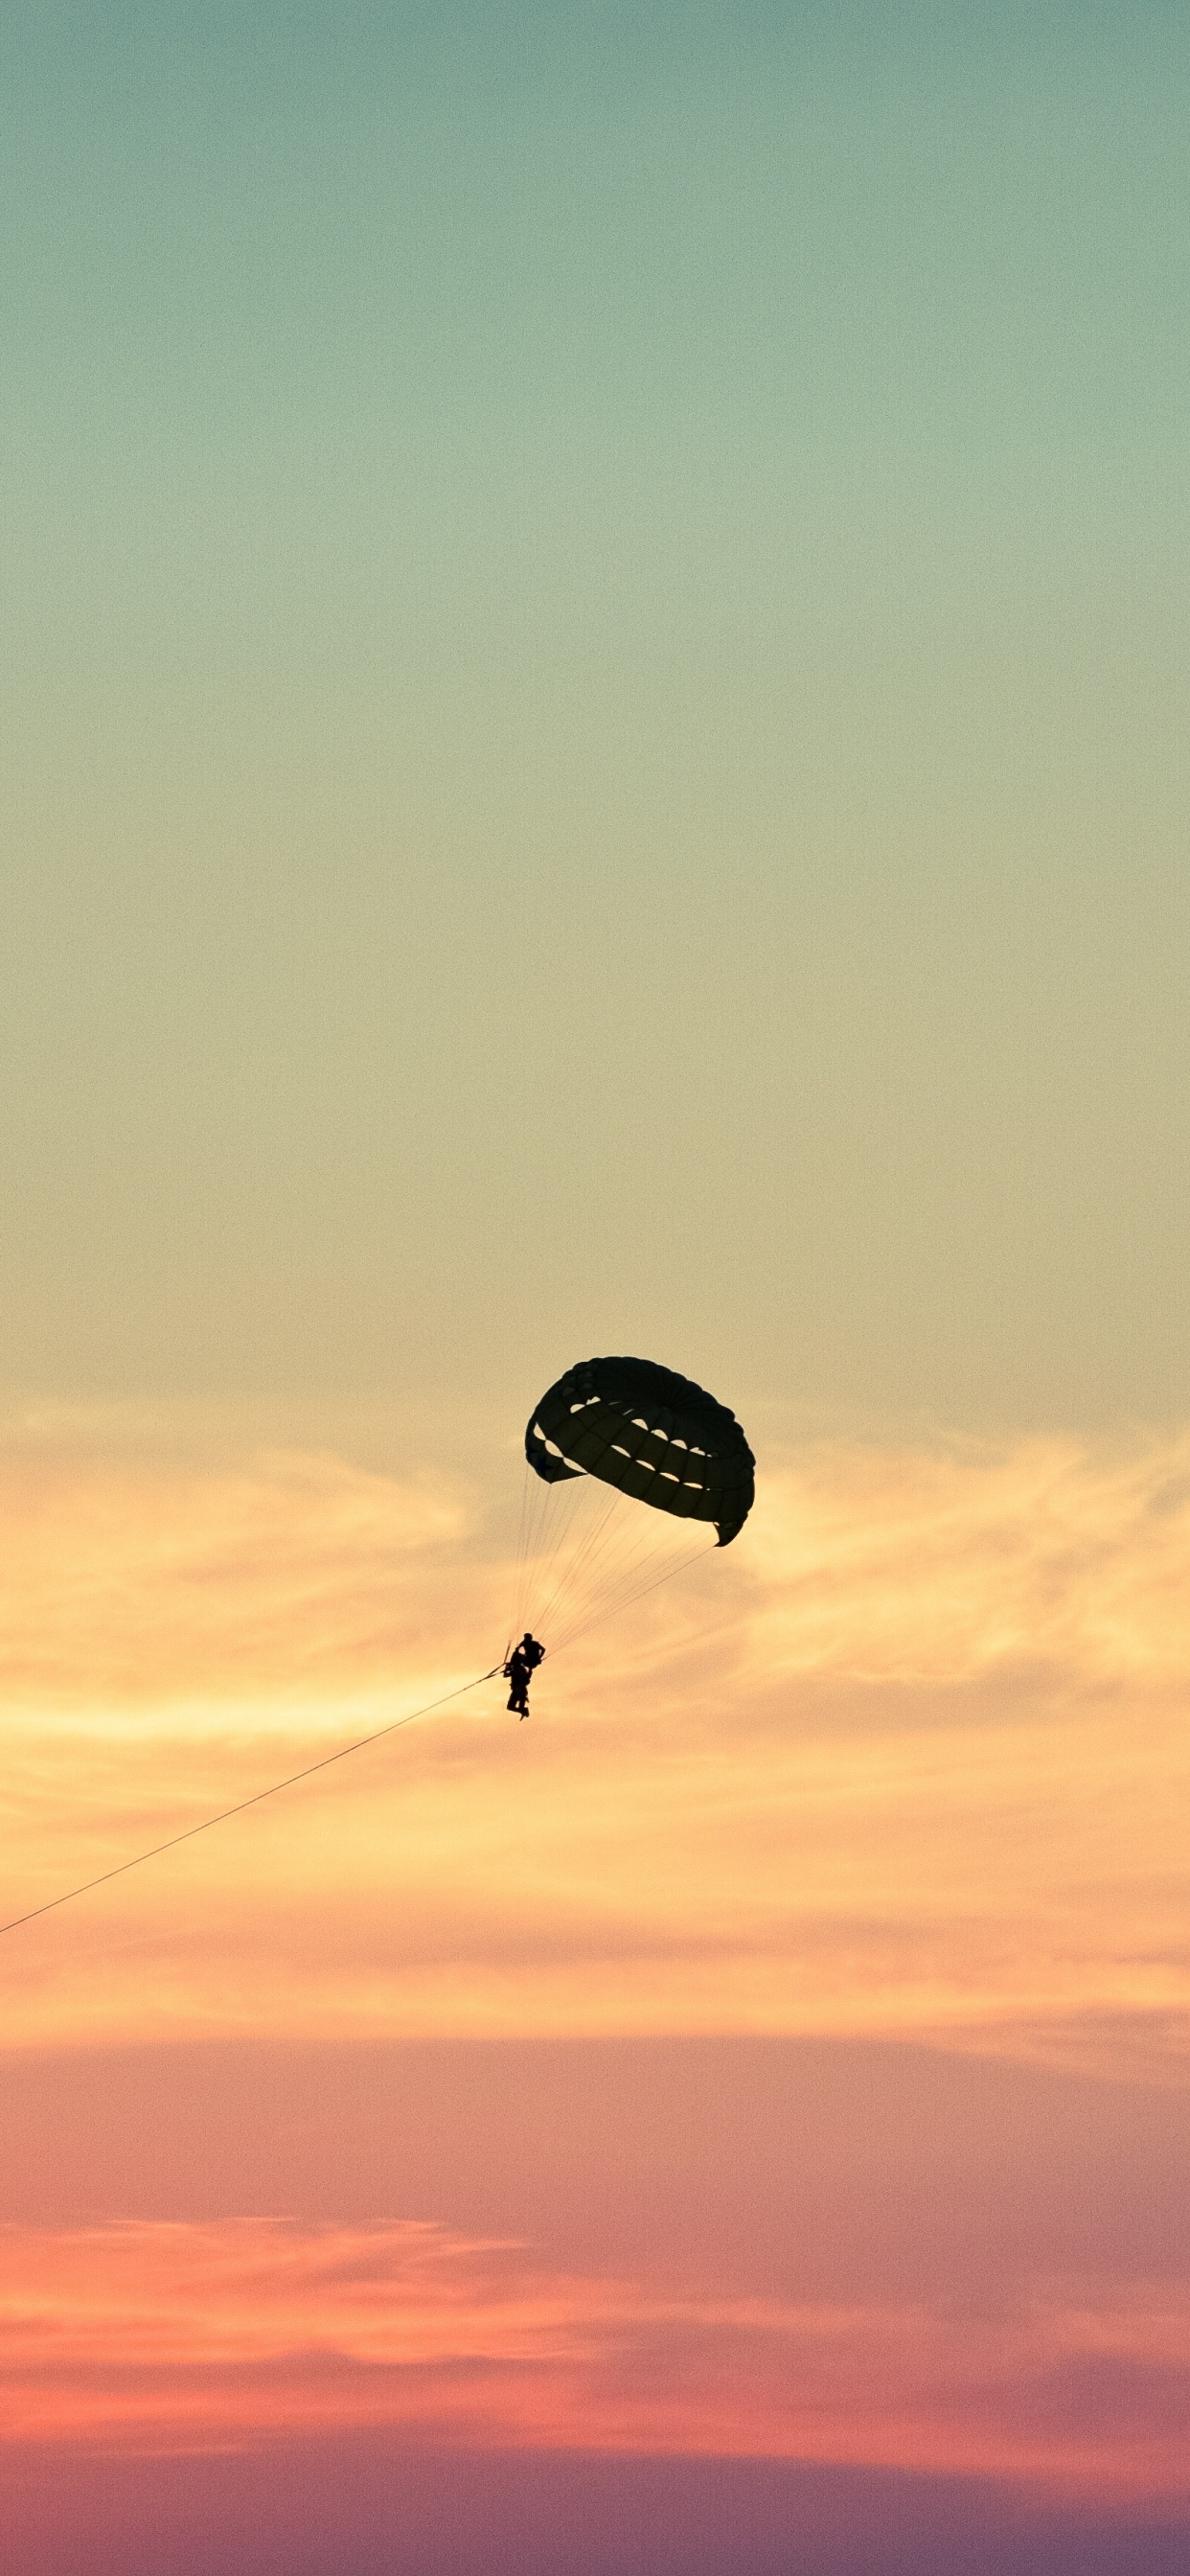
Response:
3,3,1186,1427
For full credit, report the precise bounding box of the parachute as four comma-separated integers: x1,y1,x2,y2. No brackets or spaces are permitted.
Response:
527,1355,754,1542
510,1356,754,1653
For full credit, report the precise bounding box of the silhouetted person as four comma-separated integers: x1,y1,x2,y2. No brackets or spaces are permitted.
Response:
505,1632,545,1718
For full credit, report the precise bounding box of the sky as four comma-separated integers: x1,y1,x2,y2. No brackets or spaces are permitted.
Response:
1,6,1187,2572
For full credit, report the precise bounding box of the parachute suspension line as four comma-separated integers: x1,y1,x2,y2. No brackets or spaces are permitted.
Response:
515,1442,572,1632
531,1455,566,1575
510,1456,535,1646
537,1490,692,1643
541,1515,659,1640
531,1489,566,1629
556,1537,712,1646
0,1662,506,1944
513,1468,561,1642
547,1539,716,1656
514,1470,708,1651
531,1483,621,1634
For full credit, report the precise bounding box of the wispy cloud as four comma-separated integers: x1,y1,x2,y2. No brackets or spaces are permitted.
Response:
0,1428,477,1708
0,2219,1185,2500
0,1418,1186,2071
749,1435,1190,1687
5,1417,1188,1705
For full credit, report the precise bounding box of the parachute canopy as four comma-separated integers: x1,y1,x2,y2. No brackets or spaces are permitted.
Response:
525,1355,755,1547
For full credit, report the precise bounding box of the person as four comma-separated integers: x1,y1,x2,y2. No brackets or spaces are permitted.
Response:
505,1632,545,1718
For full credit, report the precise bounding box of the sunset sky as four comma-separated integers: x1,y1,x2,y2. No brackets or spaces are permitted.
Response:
2,6,1187,2572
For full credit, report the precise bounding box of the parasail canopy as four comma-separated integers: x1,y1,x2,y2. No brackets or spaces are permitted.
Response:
525,1355,755,1547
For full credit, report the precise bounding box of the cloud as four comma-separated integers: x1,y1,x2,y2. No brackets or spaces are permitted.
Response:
0,1431,479,1708
5,1417,1188,1710
0,1415,1186,2071
747,1433,1190,1688
0,2219,1185,2502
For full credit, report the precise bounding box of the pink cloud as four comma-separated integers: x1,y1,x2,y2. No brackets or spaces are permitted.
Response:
0,2219,1185,2501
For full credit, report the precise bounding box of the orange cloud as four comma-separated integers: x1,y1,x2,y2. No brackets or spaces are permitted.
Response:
0,1412,1186,2076
0,1419,479,1707
749,1434,1190,1686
